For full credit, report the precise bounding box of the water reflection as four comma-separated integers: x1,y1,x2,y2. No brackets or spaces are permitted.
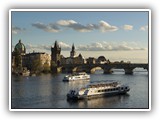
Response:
67,94,130,108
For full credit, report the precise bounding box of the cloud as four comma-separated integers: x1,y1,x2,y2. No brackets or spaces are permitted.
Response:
12,26,26,34
140,25,148,31
32,22,60,32
57,20,77,26
99,21,118,32
58,41,71,50
123,25,133,30
32,20,118,33
57,19,99,32
77,41,145,51
25,44,50,51
20,41,146,53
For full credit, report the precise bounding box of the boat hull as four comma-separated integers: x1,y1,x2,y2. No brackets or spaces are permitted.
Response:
63,75,90,82
63,78,90,82
67,88,130,100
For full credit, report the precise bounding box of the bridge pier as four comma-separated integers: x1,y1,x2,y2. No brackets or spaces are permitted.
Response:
103,67,113,74
85,68,96,74
124,67,135,74
144,67,148,71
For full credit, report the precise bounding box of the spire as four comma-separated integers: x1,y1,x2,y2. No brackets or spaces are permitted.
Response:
70,43,76,58
54,41,58,48
72,43,75,51
19,39,21,43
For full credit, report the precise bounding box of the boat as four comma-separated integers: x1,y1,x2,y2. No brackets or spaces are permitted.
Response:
63,72,90,82
67,80,130,100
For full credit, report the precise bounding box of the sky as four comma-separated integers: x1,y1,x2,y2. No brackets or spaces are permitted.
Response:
11,10,149,62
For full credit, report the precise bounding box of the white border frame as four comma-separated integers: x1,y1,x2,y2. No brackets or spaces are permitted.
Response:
9,9,151,111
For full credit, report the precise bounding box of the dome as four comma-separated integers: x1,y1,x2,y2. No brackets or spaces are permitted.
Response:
97,56,106,62
14,39,26,54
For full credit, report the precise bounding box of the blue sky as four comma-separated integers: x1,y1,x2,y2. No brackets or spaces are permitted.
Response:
11,10,149,53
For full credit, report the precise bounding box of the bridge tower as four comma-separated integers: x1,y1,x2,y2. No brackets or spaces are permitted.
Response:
51,41,61,66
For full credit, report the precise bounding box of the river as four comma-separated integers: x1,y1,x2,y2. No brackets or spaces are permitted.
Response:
11,69,149,109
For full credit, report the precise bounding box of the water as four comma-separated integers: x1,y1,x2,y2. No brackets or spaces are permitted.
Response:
11,69,149,109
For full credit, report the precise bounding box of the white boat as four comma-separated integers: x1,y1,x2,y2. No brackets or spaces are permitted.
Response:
67,80,130,100
63,72,90,81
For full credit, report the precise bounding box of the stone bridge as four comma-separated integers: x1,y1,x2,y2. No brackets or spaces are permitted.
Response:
53,63,148,74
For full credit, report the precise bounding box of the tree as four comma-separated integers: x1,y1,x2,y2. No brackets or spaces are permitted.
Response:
31,58,43,74
43,60,51,73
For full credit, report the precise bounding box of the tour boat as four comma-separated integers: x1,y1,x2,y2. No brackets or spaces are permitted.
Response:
67,80,130,100
63,72,90,81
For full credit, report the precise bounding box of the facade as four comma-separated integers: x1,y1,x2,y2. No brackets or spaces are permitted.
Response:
22,52,51,72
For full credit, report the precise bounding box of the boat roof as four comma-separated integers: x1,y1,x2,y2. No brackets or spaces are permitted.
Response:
72,72,87,75
87,80,119,88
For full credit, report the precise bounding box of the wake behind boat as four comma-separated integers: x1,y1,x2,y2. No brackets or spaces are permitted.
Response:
63,72,90,82
67,80,130,100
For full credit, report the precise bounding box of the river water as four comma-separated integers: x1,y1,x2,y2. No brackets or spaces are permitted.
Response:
11,69,149,109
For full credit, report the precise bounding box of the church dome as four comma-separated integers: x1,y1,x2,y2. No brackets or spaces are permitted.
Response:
14,39,26,54
97,56,106,62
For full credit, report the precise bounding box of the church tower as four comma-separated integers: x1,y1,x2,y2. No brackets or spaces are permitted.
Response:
51,41,61,66
70,43,76,58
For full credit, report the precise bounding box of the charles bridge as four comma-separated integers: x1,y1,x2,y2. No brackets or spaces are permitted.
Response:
53,63,148,74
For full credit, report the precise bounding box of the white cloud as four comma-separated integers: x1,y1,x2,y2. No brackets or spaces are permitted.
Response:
140,25,148,31
99,20,118,32
57,19,98,32
32,22,60,32
57,20,77,26
58,41,71,50
123,25,133,30
32,20,118,33
12,26,26,34
77,41,145,51
20,41,146,53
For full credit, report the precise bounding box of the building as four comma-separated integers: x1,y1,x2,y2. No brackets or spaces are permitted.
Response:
12,39,51,74
14,39,26,55
97,56,107,64
51,41,61,66
86,57,96,64
12,39,26,72
61,44,85,65
22,52,51,72
70,44,76,58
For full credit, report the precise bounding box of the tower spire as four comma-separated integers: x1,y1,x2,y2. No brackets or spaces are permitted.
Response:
72,43,75,51
54,40,58,48
70,43,76,58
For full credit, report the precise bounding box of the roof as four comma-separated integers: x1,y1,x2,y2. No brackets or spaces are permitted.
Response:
14,39,26,54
